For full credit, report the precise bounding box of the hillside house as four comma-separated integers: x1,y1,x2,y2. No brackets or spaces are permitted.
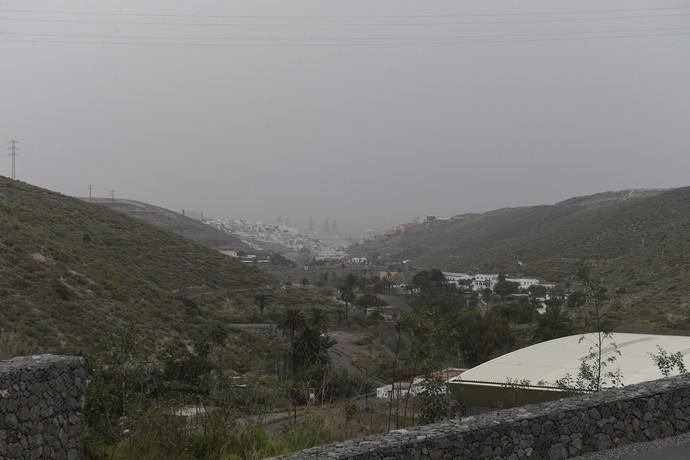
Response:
442,272,552,293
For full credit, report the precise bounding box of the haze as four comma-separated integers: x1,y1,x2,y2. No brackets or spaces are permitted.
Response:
1,0,689,232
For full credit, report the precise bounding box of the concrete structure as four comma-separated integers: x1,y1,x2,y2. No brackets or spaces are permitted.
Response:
271,373,690,459
473,274,500,291
449,333,690,409
442,272,552,293
376,368,466,400
506,277,543,290
0,355,86,459
443,272,473,286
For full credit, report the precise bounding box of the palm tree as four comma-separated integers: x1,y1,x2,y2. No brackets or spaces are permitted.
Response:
340,289,355,319
277,308,306,376
293,326,335,371
532,305,574,343
308,307,329,333
254,293,271,316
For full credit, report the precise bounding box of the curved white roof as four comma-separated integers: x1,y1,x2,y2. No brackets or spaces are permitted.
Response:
449,333,690,388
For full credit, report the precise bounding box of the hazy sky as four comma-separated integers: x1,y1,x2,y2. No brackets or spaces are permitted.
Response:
1,0,689,232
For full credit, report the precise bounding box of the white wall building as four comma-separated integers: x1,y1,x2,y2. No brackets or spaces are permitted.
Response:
506,278,543,290
443,272,473,287
443,272,552,293
472,274,500,291
375,368,465,399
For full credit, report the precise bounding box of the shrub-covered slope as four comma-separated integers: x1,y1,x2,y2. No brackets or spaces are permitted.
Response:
0,177,274,351
89,198,250,252
352,188,690,328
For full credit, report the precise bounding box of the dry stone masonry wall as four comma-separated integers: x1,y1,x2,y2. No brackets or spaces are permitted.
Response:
0,355,85,460
274,374,690,460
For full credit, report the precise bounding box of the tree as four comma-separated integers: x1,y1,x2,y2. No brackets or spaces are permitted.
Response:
411,269,445,295
340,289,354,315
532,305,574,342
277,308,306,376
577,266,615,391
355,293,387,308
529,284,548,298
494,280,519,297
555,340,623,392
418,375,450,424
308,307,329,333
567,291,586,307
556,266,620,392
254,293,271,316
650,346,687,377
455,310,513,367
342,273,357,291
292,326,335,372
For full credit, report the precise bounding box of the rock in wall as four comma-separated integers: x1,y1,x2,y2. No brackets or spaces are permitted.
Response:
272,374,690,459
0,355,86,460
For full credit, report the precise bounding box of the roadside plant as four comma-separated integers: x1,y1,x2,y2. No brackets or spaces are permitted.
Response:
556,266,623,392
650,346,687,377
418,375,450,424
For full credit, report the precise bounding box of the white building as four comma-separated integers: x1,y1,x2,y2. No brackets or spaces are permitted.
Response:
442,272,473,287
442,272,552,293
472,274,500,291
505,278,543,290
448,333,690,408
376,368,465,399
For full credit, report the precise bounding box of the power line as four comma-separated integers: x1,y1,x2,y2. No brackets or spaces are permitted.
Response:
1,31,688,47
1,12,689,27
7,140,18,180
3,25,689,42
2,5,690,19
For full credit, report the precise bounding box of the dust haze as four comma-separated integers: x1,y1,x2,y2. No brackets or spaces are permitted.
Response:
1,0,689,233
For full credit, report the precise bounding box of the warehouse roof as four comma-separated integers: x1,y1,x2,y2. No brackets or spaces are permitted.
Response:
448,332,690,390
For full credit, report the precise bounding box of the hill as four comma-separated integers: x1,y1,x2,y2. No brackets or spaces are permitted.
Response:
0,177,275,351
87,198,250,252
351,187,690,329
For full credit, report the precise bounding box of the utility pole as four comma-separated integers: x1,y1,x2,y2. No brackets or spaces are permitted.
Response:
88,184,93,201
110,190,115,202
7,140,18,179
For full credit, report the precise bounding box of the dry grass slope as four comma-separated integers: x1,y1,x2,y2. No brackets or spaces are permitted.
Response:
0,177,275,352
353,188,690,330
90,198,250,251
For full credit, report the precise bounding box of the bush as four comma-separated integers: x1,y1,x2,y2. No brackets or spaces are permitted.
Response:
354,294,387,308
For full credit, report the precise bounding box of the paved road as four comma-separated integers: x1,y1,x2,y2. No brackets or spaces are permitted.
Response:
622,443,690,459
573,432,690,459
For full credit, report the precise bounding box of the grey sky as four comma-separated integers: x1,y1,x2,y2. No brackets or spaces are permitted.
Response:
1,0,689,232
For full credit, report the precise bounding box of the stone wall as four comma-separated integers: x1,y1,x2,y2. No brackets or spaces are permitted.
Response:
273,374,690,460
0,355,86,460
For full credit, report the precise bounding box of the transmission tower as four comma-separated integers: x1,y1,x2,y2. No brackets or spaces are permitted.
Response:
7,140,18,179
88,184,93,201
110,190,116,202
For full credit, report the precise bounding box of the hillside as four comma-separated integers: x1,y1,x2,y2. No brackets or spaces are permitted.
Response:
351,188,690,329
0,177,275,351
88,198,250,252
